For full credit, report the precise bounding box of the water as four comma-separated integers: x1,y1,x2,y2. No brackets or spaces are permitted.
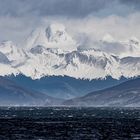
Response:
0,107,140,139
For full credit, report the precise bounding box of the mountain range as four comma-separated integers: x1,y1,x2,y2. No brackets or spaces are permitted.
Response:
0,75,139,107
0,23,139,80
64,78,140,107
0,76,63,106
0,23,139,106
7,75,127,99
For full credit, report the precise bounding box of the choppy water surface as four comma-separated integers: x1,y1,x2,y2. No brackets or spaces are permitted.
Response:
0,107,140,140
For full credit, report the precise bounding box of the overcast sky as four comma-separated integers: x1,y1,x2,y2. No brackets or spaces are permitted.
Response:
0,0,140,45
0,0,140,17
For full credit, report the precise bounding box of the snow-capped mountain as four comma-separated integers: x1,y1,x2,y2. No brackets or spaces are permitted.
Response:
0,41,26,62
0,23,139,80
26,23,77,51
98,35,140,58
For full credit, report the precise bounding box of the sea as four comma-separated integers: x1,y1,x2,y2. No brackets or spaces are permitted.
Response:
0,107,139,140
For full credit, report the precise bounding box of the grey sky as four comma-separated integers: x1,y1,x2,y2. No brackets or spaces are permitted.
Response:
0,0,140,45
0,0,139,18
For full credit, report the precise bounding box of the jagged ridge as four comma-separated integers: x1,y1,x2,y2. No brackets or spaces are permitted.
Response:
0,23,139,80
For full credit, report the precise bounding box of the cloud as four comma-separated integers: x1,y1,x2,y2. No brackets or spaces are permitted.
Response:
1,13,140,47
0,0,139,18
59,13,140,42
0,0,140,47
0,16,42,45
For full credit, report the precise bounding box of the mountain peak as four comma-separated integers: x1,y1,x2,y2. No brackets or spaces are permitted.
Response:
26,23,77,51
129,37,139,45
0,40,15,48
0,40,16,54
46,23,65,35
0,40,25,62
46,23,67,42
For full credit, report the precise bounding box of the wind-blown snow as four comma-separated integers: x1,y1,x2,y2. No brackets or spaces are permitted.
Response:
0,23,140,80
